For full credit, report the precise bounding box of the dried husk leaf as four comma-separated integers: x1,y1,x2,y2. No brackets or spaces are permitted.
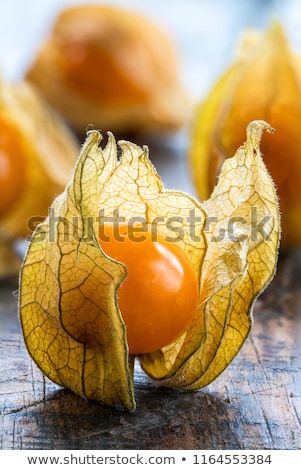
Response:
19,132,134,410
140,121,279,389
0,78,79,239
190,22,300,247
19,122,279,410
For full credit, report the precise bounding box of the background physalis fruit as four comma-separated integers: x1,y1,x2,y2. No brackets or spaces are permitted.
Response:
189,22,300,248
25,4,191,136
19,121,279,411
0,78,79,276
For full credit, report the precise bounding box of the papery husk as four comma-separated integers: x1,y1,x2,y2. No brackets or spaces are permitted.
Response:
19,122,279,410
25,4,191,135
190,23,301,247
0,78,79,239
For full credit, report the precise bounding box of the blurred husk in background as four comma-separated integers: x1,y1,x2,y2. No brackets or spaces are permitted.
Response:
25,4,192,138
0,78,79,277
190,22,301,248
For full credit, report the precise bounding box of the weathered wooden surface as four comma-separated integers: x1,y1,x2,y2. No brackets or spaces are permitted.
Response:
0,250,300,450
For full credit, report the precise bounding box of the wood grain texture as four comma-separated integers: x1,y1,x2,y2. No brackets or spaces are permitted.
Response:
0,250,300,450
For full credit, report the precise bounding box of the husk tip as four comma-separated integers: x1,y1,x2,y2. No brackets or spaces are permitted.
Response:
246,120,275,148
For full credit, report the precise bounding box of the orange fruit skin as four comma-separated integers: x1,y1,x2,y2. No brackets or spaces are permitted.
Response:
99,224,199,354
